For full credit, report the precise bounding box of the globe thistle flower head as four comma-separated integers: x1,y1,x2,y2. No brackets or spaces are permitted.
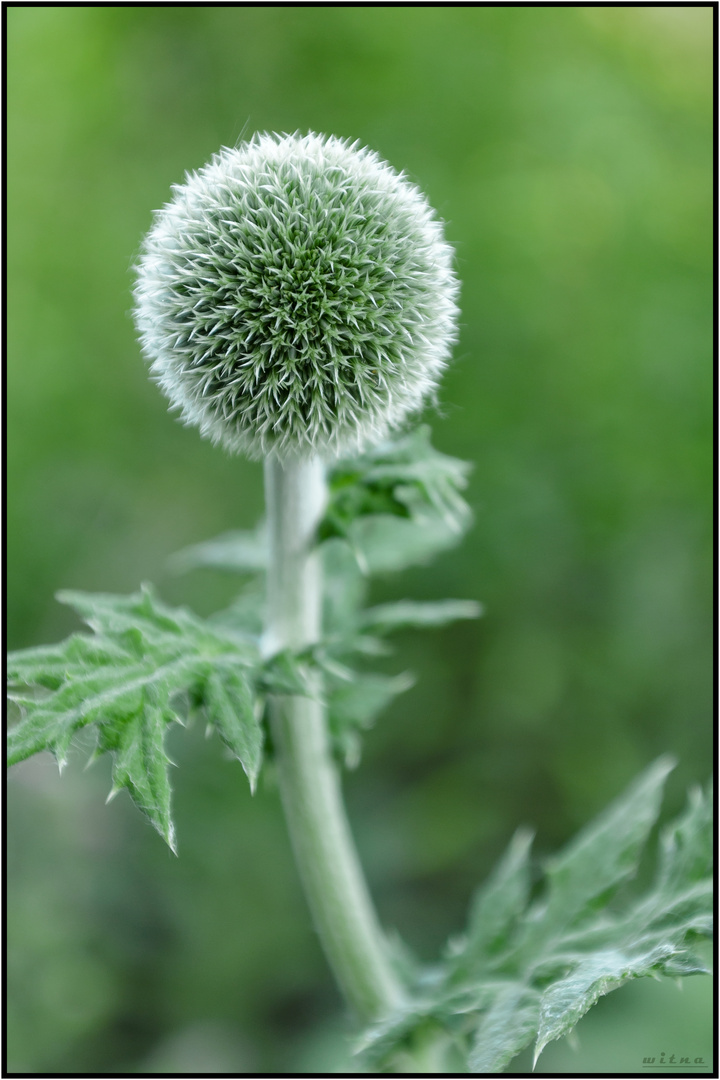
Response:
134,132,459,460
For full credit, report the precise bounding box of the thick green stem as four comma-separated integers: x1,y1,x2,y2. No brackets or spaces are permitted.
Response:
264,456,405,1023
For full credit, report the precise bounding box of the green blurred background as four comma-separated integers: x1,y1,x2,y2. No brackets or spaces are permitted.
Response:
7,6,713,1074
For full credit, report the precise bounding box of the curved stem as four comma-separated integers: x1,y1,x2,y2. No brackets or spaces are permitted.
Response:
264,456,405,1023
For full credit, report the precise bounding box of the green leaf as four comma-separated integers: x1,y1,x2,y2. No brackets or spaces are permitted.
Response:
337,513,468,574
169,523,268,575
526,756,676,944
654,780,713,893
260,648,317,697
204,668,263,792
360,599,482,635
354,1005,435,1071
327,671,414,768
533,941,700,1067
7,584,266,847
207,577,266,638
104,697,177,853
358,760,712,1073
461,828,534,968
468,984,540,1074
321,539,368,635
329,671,415,726
168,429,475,579
320,426,474,572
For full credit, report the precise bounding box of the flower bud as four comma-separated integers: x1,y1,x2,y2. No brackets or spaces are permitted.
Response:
134,132,459,460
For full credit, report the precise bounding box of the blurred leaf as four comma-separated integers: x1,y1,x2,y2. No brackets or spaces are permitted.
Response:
653,780,713,894
169,523,268,575
468,984,540,1074
356,761,713,1073
208,577,266,638
327,671,415,768
329,672,415,728
259,647,316,697
330,513,465,574
354,1005,435,1071
321,539,368,636
521,755,677,949
360,599,482,635
532,940,706,1067
461,827,534,965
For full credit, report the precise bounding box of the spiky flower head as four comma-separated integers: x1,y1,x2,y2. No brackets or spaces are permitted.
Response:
134,132,459,460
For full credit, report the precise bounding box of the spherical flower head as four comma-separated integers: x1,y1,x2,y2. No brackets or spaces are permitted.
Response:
134,132,459,460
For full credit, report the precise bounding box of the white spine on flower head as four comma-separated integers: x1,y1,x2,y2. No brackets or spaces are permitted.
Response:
134,132,459,460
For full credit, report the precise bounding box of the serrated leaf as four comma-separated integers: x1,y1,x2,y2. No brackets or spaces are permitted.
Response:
8,655,188,769
106,697,177,851
461,828,534,969
58,584,186,640
399,759,715,1074
532,941,695,1066
204,667,263,791
168,428,475,581
7,584,267,848
526,756,676,945
7,634,128,690
655,780,713,893
468,984,540,1074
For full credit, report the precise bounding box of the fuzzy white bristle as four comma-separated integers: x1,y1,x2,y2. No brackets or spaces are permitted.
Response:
134,132,459,460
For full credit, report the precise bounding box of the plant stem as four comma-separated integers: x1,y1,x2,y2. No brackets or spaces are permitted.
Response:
264,456,406,1024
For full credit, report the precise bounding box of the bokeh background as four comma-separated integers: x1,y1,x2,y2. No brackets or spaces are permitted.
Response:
7,6,713,1074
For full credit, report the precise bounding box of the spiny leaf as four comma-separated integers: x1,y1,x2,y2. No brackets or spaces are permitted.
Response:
532,941,707,1067
8,654,191,771
204,668,263,792
355,761,713,1074
104,696,177,852
525,756,676,945
462,827,534,968
7,585,266,848
654,780,713,893
468,984,540,1074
